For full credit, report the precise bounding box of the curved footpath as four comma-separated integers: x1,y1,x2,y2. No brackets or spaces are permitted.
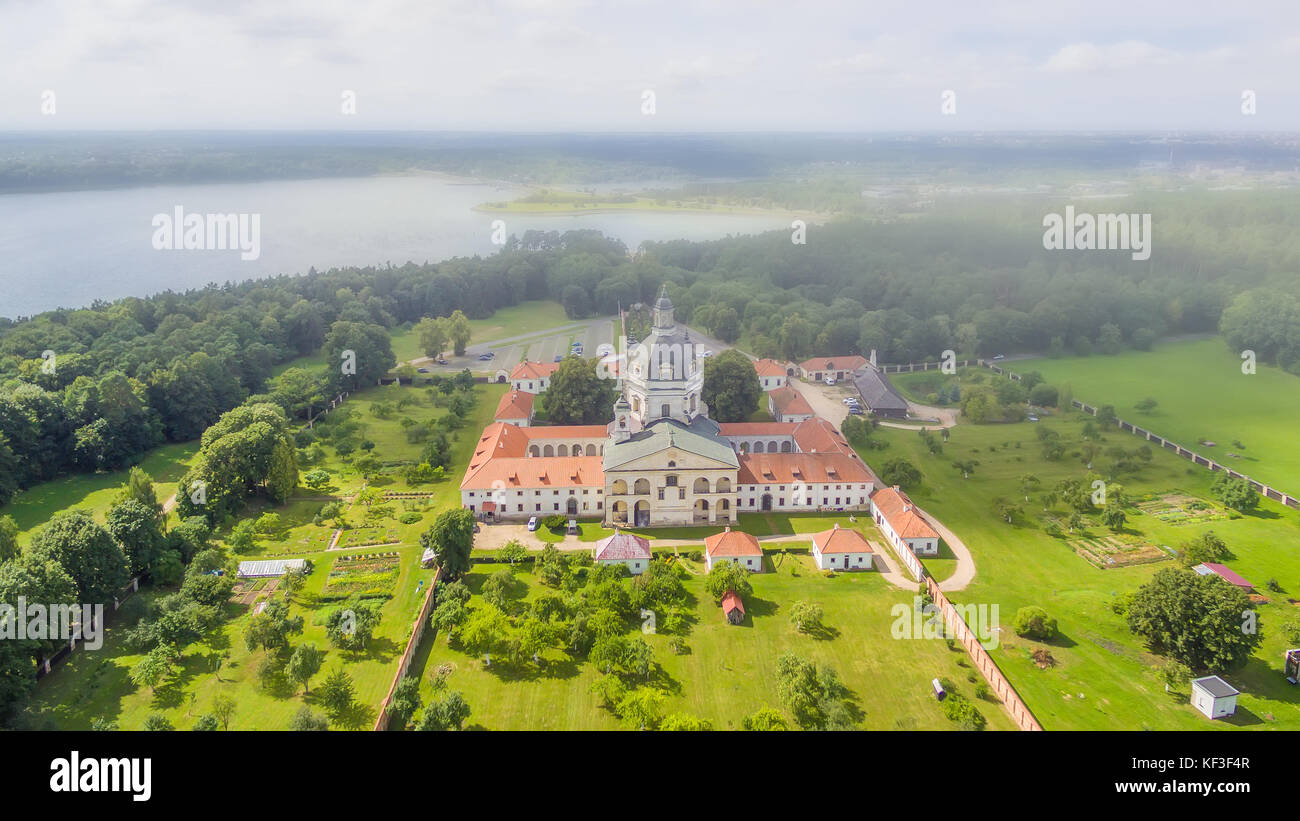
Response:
472,516,976,592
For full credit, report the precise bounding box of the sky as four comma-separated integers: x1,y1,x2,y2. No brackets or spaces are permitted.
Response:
1,0,1298,131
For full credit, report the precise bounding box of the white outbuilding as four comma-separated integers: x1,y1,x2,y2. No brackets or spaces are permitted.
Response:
810,523,874,571
593,529,653,575
1190,675,1239,719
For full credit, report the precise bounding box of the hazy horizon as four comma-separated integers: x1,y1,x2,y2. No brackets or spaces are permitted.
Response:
4,0,1298,132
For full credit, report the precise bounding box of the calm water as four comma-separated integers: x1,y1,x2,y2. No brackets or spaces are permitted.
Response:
0,175,792,318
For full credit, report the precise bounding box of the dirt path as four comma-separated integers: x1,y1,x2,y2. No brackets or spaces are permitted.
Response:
161,492,178,513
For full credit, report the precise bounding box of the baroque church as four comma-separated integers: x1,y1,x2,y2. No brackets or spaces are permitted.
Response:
460,287,878,528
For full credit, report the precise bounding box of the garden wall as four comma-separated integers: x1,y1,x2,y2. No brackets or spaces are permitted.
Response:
924,575,1043,732
373,569,441,731
978,359,1299,511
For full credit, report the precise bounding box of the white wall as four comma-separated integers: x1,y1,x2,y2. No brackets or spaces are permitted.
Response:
811,546,873,571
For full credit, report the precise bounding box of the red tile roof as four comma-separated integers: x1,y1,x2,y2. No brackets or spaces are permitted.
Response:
594,529,652,561
718,422,797,437
494,390,535,420
798,355,868,373
769,385,814,417
871,486,939,540
721,590,745,616
791,418,853,454
705,527,762,557
521,425,609,439
754,358,787,377
1198,562,1253,589
460,455,604,491
510,360,560,380
737,452,875,486
812,523,873,554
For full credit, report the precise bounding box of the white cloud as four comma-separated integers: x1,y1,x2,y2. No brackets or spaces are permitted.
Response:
1043,41,1176,72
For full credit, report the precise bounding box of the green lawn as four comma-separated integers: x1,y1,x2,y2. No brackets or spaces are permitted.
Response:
4,441,199,543
864,411,1300,730
390,300,574,361
410,559,1015,730
1021,337,1300,494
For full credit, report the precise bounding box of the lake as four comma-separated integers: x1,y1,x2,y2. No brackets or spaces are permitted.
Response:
0,175,793,318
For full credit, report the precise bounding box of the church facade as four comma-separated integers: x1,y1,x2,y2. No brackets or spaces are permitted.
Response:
460,287,878,527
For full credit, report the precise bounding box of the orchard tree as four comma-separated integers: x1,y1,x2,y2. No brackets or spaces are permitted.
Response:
27,510,129,605
1126,568,1262,672
789,601,825,634
446,310,472,356
878,457,922,489
416,316,450,360
420,508,476,581
701,350,761,422
538,356,617,425
0,515,19,563
704,560,753,602
286,643,325,694
105,499,166,577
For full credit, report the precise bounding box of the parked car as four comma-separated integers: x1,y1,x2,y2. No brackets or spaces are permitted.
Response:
825,377,837,386
527,516,538,532
416,367,429,373
436,357,448,365
992,354,1006,360
700,349,714,358
842,397,859,405
553,355,564,362
477,353,493,360
1027,415,1039,422
848,406,865,415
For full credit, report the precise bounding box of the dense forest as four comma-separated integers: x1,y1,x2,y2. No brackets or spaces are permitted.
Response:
2,188,1299,504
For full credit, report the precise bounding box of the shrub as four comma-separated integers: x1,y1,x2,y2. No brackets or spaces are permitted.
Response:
1013,606,1057,641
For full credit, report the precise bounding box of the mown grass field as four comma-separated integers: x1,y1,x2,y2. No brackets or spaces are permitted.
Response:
864,411,1300,730
410,559,1015,731
1018,337,1300,494
390,300,574,362
5,441,199,544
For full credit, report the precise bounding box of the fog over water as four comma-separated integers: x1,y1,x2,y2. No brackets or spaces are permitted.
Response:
0,174,793,318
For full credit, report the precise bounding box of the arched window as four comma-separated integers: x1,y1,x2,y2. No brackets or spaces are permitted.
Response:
612,479,628,495
753,441,765,453
693,477,710,494
716,477,731,494
661,404,671,418
573,443,582,456
780,440,792,453
557,444,569,457
543,444,554,457
768,440,779,453
634,478,651,495
529,445,540,457
585,443,597,455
